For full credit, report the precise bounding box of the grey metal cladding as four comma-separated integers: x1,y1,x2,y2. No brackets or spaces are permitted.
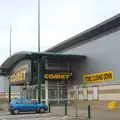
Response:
61,29,120,82
45,13,120,52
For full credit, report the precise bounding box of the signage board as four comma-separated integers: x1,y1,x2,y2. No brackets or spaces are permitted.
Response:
43,71,72,80
83,71,113,84
9,60,31,85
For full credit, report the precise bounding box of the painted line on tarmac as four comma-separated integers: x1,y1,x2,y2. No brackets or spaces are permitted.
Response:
21,118,45,120
20,118,43,120
21,116,67,120
45,117,56,120
61,116,68,119
21,117,58,120
0,116,6,120
1,113,50,118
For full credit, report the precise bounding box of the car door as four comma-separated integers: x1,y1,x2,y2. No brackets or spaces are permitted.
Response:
24,99,37,112
15,99,25,112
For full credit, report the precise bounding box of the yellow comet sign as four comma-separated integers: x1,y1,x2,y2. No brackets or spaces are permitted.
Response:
10,65,28,84
44,72,72,80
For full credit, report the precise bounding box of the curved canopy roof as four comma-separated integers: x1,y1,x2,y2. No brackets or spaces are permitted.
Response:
0,51,86,74
0,51,31,74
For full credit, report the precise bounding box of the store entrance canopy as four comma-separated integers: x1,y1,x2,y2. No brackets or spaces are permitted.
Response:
0,51,86,75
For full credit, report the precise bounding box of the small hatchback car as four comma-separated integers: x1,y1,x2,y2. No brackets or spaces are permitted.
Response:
9,98,48,115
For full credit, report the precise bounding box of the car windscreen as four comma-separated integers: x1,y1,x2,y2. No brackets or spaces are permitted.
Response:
10,99,16,104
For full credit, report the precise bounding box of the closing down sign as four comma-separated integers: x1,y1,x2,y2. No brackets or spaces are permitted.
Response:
84,71,113,84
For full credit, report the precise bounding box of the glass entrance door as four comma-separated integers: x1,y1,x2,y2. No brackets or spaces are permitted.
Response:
20,80,68,105
58,81,68,104
48,89,58,104
48,80,68,105
48,81,58,105
59,88,68,104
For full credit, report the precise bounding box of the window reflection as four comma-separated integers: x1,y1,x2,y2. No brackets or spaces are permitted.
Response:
59,89,67,99
48,89,57,99
41,89,45,99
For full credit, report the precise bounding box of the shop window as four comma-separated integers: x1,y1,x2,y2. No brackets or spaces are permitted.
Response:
59,89,68,99
82,87,88,100
48,89,57,99
32,90,36,99
41,89,45,99
92,86,99,100
45,59,70,70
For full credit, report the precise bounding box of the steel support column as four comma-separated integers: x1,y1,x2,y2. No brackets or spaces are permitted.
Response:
37,59,41,103
8,84,11,103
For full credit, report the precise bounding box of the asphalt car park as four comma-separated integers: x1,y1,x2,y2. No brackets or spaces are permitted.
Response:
0,113,69,120
0,106,120,120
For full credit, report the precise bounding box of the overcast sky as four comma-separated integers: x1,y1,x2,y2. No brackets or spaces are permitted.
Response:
0,0,120,65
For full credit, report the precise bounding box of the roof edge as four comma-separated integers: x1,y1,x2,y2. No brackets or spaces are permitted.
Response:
44,13,120,52
0,51,31,69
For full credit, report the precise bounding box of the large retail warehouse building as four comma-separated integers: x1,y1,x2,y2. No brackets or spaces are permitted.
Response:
1,13,120,106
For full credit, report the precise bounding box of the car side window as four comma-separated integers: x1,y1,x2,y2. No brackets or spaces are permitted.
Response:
25,100,36,104
16,100,23,104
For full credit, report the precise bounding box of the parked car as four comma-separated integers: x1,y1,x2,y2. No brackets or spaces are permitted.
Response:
9,98,48,115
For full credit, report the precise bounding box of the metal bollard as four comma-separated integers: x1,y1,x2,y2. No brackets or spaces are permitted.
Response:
48,104,51,112
88,104,91,119
65,103,67,115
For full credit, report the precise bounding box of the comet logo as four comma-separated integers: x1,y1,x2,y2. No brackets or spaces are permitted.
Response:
44,72,72,80
10,65,28,83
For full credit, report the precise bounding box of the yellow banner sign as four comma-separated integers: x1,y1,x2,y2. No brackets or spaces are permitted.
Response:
10,65,28,84
84,71,113,84
44,72,72,80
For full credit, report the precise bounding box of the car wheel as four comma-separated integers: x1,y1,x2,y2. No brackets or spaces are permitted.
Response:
13,109,20,115
39,107,45,113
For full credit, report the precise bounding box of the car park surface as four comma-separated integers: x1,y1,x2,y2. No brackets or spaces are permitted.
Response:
0,105,120,120
0,113,68,120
